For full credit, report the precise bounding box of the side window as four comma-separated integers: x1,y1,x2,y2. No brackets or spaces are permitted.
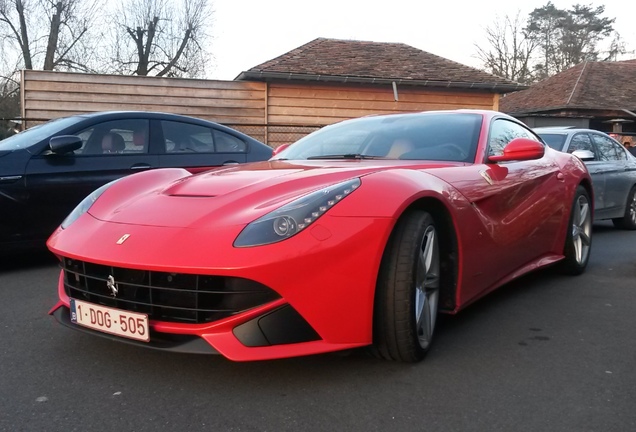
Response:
615,144,629,160
162,121,212,153
591,134,621,161
74,119,149,155
488,119,541,157
611,141,628,161
214,130,247,153
161,121,247,154
567,133,596,159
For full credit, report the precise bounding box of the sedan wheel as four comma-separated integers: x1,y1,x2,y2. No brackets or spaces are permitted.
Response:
612,186,636,230
561,186,592,275
373,210,441,362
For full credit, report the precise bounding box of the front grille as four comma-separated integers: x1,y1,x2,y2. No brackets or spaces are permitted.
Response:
62,258,281,324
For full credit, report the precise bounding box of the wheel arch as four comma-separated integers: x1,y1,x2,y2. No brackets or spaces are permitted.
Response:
578,178,594,215
381,196,459,313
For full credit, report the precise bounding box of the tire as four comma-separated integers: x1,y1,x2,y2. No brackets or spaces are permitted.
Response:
560,186,593,275
372,210,440,362
611,186,636,230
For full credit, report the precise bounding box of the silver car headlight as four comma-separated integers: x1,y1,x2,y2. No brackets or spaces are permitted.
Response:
61,179,121,229
234,178,361,247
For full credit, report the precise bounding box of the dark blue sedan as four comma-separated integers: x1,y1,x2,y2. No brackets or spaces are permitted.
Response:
0,111,273,254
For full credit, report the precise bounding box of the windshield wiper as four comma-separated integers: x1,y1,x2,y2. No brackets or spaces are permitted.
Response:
307,154,382,160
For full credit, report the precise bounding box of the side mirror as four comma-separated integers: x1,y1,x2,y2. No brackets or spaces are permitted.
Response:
271,143,291,157
49,135,82,154
571,149,595,161
488,138,545,163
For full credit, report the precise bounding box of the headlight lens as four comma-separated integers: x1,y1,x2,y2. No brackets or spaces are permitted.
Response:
60,179,120,229
234,178,361,247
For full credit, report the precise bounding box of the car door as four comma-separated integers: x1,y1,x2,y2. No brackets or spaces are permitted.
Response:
157,120,248,173
563,132,606,211
453,118,567,297
23,119,157,242
589,133,632,216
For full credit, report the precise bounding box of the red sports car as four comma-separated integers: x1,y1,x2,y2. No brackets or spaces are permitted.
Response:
48,110,593,362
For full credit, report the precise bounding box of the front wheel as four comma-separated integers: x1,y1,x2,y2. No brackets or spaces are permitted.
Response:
373,210,440,362
612,186,636,230
560,186,593,275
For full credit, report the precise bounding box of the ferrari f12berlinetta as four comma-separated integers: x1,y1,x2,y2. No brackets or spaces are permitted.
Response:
48,110,593,362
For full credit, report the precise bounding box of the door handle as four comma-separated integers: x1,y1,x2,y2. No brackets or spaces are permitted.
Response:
130,164,152,170
0,175,22,184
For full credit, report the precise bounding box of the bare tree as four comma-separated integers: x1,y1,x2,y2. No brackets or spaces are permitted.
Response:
602,31,631,61
0,0,98,71
108,0,212,78
475,12,539,84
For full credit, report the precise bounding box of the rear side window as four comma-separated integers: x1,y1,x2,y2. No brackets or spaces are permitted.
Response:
161,121,247,154
591,134,625,161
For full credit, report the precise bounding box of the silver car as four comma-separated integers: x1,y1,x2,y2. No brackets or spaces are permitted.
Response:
535,127,636,229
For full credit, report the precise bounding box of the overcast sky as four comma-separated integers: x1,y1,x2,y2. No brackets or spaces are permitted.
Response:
208,0,636,80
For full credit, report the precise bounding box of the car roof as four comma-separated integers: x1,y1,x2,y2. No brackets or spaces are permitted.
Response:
75,111,212,121
59,111,263,140
534,126,602,133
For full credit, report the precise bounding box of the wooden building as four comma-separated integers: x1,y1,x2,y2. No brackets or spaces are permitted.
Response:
499,59,636,135
21,38,525,146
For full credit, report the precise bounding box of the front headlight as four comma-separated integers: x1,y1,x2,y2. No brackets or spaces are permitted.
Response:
60,179,121,229
234,178,361,247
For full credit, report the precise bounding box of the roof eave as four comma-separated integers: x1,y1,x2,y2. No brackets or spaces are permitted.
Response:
236,70,528,93
506,106,636,117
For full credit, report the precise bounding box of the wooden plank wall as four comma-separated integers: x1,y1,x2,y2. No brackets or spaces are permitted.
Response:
265,82,498,146
21,70,268,140
21,71,499,146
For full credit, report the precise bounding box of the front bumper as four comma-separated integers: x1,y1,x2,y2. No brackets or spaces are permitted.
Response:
50,305,219,354
48,212,394,361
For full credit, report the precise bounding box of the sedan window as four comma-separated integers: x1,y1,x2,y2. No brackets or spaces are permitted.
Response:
0,116,81,150
161,121,247,154
567,133,596,159
591,134,622,161
537,133,567,150
75,119,149,155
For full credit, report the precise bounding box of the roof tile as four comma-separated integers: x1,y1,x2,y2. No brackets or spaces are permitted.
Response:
243,38,523,90
500,59,636,114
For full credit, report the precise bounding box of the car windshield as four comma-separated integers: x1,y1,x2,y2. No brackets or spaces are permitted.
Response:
537,133,567,150
0,116,81,151
274,112,483,162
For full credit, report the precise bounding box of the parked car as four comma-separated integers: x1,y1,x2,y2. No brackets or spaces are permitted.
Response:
48,109,593,363
535,127,636,229
0,111,273,254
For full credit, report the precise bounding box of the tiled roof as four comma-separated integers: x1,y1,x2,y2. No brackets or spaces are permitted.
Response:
499,59,636,114
237,38,526,92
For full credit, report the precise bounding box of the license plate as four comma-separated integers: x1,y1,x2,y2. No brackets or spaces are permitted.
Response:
70,299,149,342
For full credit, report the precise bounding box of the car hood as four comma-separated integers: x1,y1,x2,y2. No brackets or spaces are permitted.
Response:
89,159,463,228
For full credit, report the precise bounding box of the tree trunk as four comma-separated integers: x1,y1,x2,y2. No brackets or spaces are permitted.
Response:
43,2,63,70
15,0,33,69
